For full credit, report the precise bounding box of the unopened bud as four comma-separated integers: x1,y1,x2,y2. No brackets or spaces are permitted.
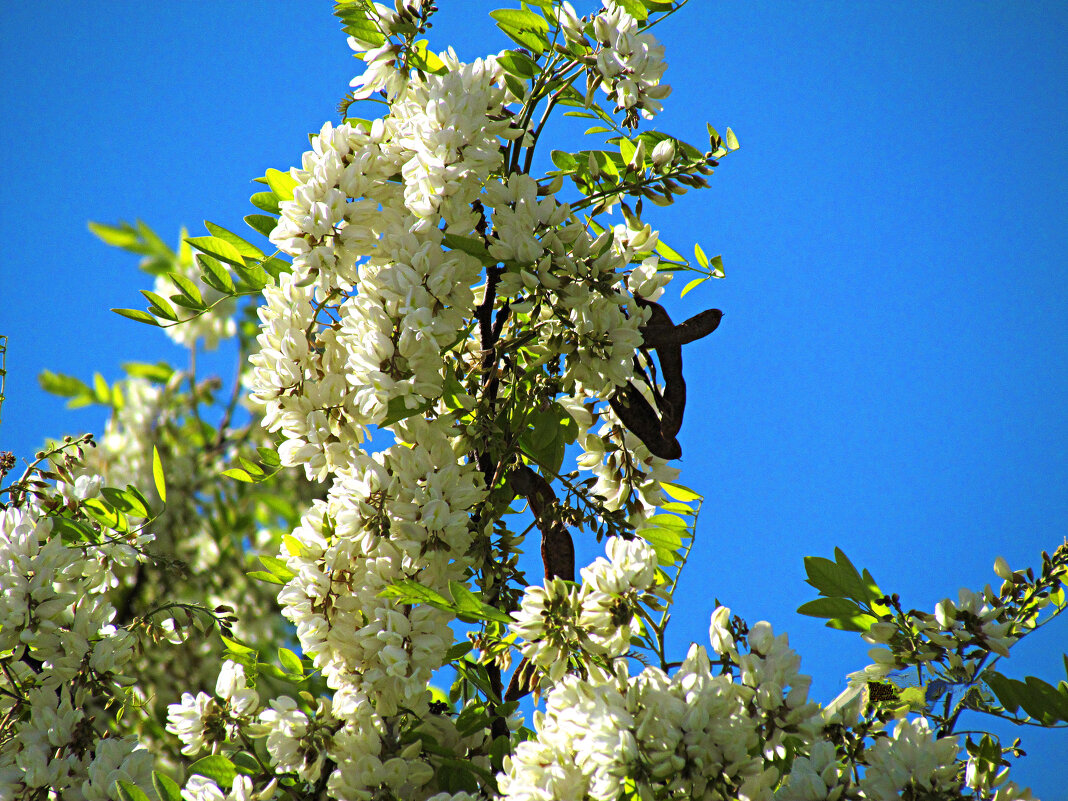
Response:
628,139,646,173
993,556,1013,581
651,139,675,170
587,150,601,179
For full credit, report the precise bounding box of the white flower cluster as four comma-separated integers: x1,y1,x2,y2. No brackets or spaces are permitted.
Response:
0,502,154,800
593,2,671,121
510,537,659,688
252,55,517,478
501,610,819,801
251,416,484,797
167,661,261,756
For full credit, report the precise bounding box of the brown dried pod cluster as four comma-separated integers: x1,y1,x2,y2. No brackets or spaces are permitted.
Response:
609,299,722,460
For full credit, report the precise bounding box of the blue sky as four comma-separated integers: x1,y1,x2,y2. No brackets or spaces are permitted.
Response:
2,2,1066,794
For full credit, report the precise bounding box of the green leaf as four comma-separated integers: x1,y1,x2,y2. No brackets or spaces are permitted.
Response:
112,308,161,327
196,254,236,294
613,0,649,19
222,468,254,483
140,290,179,322
88,220,141,250
654,238,687,265
152,446,166,503
260,555,296,581
710,254,725,278
797,597,864,619
190,754,236,788
83,497,125,531
257,447,281,468
443,233,493,263
122,361,174,382
166,271,204,306
694,242,709,269
51,516,101,545
92,372,110,404
497,49,538,79
278,647,304,676
639,525,682,565
551,150,577,172
250,192,281,215
584,125,613,135
244,214,278,239
248,570,286,585
410,39,447,75
490,8,549,53
680,277,705,298
101,487,150,518
379,579,454,612
446,641,474,661
187,236,246,269
264,168,298,202
232,261,270,291
38,370,92,399
205,221,264,259
379,395,435,426
725,127,740,150
645,513,687,531
446,581,513,624
116,781,151,801
804,548,881,605
153,772,183,801
221,636,255,655
657,482,700,501
261,256,292,282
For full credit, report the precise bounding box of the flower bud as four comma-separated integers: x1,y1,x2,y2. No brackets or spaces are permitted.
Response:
651,139,675,170
993,555,1013,580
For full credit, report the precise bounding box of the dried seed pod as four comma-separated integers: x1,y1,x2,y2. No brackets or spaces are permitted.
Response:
510,464,575,582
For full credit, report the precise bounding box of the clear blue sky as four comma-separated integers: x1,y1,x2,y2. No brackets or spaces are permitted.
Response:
2,2,1066,794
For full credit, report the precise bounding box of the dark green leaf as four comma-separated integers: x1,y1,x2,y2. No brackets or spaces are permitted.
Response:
797,597,865,619
116,782,151,801
166,271,204,306
153,772,183,801
379,395,435,426
244,214,278,239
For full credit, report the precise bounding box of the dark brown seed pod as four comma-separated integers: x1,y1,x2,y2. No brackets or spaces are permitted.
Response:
510,464,575,582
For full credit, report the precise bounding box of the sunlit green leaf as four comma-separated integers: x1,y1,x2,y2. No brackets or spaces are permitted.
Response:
205,221,264,259
112,308,161,327
190,755,236,788
152,446,166,503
